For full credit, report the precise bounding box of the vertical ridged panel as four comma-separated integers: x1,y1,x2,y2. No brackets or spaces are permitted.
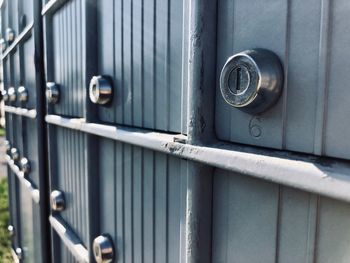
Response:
97,0,187,134
212,169,279,262
277,187,318,263
8,0,18,33
8,169,20,249
51,0,85,117
25,118,40,186
10,0,21,106
6,108,19,249
14,115,23,156
12,48,21,109
1,0,8,37
19,0,34,25
315,197,350,263
215,0,350,160
212,169,350,263
99,139,187,263
22,38,37,109
18,184,42,263
324,0,350,158
56,127,88,247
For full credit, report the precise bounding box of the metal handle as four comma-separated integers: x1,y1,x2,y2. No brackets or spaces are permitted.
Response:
6,28,15,44
46,82,60,104
10,148,19,161
220,48,283,114
18,86,28,102
8,87,16,102
93,235,115,263
20,157,31,174
16,247,23,260
50,190,65,211
7,225,15,237
0,38,6,51
2,90,8,102
89,76,113,105
4,140,11,152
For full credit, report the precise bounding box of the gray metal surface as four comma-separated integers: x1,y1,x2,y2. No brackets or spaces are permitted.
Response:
96,0,187,133
215,0,350,160
213,169,350,263
49,0,85,117
4,0,350,262
19,184,43,263
99,139,187,263
54,126,88,246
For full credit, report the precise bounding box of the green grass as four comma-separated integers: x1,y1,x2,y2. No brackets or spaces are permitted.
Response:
0,178,11,262
0,128,5,137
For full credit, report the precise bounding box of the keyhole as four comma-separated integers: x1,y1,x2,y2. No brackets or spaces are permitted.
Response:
236,67,242,91
228,65,250,95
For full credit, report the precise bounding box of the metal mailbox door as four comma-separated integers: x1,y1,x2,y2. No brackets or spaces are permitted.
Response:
95,0,188,134
215,0,350,160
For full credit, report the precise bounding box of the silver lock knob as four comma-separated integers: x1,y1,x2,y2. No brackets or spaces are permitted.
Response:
7,225,15,237
46,82,60,104
15,247,23,260
20,157,31,174
10,148,19,161
2,90,8,102
89,76,113,105
3,140,11,152
6,28,15,44
8,87,16,102
93,235,114,263
0,38,6,52
220,49,283,114
50,190,65,211
18,86,28,102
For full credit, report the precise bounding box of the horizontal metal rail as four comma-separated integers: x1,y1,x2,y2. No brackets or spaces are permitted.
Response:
6,155,40,204
41,0,67,16
49,215,89,263
4,106,37,119
2,21,34,60
45,114,350,203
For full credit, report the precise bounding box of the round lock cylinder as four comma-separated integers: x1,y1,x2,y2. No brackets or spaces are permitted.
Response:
20,157,31,174
220,49,283,114
50,190,65,212
89,76,113,105
18,86,28,102
15,248,23,260
10,148,19,161
8,87,16,102
2,90,9,102
46,82,60,104
7,225,15,237
3,140,11,152
93,235,115,263
6,28,15,44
